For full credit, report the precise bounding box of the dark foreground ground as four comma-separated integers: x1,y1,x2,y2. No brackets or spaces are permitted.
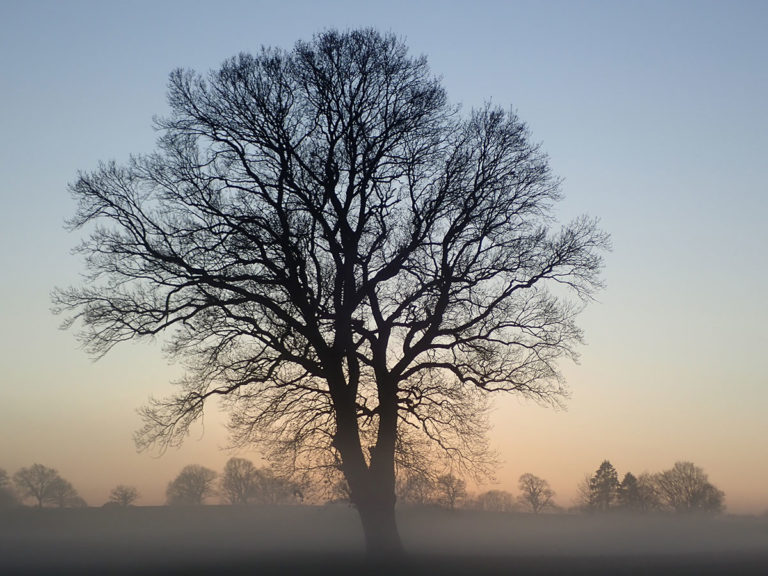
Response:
1,505,767,575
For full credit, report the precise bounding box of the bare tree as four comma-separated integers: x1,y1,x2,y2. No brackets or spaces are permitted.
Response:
473,489,516,512
435,473,467,510
13,464,62,508
397,471,436,507
46,477,84,508
654,461,724,514
574,473,592,511
221,457,259,505
54,28,608,554
108,485,140,507
254,468,303,505
635,472,662,512
517,473,555,513
166,465,217,506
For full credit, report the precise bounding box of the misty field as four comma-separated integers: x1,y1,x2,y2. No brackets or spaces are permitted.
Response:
1,506,767,575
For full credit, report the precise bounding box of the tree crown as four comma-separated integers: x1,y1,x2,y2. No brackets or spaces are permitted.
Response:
55,27,608,485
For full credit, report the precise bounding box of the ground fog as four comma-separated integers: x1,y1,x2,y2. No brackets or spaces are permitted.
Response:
1,506,766,575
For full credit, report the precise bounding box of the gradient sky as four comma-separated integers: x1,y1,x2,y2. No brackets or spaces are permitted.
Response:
1,0,766,512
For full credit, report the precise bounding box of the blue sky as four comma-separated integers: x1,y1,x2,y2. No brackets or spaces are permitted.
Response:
1,0,766,510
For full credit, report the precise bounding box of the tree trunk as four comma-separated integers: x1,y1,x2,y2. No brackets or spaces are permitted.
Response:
335,409,404,557
332,369,404,556
356,494,403,557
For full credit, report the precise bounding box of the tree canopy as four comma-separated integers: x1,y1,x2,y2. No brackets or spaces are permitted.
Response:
55,28,607,554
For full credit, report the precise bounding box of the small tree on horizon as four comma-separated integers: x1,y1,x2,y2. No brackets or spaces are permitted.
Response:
220,457,260,505
517,473,555,513
587,460,620,512
13,464,63,508
166,465,217,506
45,477,84,508
108,485,140,507
634,472,662,512
473,489,516,512
617,472,641,511
397,471,436,507
435,473,467,510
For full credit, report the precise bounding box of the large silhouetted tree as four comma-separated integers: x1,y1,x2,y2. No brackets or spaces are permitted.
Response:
54,29,607,554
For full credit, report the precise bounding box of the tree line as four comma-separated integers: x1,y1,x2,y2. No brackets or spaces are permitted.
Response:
1,458,725,514
394,471,556,513
578,460,725,514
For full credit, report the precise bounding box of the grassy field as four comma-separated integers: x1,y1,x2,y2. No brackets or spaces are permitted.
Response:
1,505,767,574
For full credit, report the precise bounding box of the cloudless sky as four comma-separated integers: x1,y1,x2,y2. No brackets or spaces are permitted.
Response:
1,0,766,512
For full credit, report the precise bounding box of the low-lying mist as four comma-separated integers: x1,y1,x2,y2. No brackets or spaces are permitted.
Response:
1,505,767,575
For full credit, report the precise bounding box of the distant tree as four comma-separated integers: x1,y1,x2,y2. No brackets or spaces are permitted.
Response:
55,28,609,554
587,460,619,512
108,485,140,507
517,473,555,513
397,472,436,507
257,468,304,505
635,472,662,512
574,474,592,511
67,496,89,508
13,464,62,508
474,489,516,512
221,457,260,505
654,461,724,514
616,471,661,512
0,468,18,507
617,472,641,510
45,477,84,508
166,465,217,506
435,474,467,510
